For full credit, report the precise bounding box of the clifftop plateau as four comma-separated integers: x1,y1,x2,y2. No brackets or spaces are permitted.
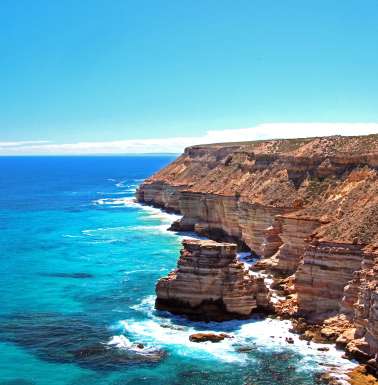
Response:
139,134,378,248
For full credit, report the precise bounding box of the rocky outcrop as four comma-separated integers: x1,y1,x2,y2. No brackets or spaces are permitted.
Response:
138,134,378,360
155,239,271,321
189,333,232,343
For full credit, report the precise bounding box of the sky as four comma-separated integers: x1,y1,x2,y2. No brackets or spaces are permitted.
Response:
1,0,378,155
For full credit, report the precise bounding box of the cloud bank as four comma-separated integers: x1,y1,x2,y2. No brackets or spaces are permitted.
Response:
1,123,377,155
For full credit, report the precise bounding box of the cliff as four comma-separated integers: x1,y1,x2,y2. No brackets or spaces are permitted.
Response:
137,134,378,364
155,239,271,321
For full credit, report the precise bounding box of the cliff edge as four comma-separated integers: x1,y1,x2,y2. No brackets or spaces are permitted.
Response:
137,134,378,368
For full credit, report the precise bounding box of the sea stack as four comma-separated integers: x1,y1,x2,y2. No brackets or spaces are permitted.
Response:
155,239,271,321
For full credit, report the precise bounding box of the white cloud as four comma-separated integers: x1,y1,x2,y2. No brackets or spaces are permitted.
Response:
0,140,50,148
1,123,377,155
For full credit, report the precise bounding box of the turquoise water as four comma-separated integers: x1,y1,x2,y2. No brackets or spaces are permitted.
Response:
0,156,353,385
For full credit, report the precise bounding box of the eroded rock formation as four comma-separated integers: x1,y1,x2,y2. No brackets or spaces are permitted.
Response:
155,239,271,321
268,216,323,275
138,134,378,361
296,242,366,319
344,253,378,363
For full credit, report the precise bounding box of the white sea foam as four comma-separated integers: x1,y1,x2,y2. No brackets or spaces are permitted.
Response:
93,197,140,207
82,227,129,236
128,224,174,236
91,195,204,241
80,226,131,244
96,190,135,196
82,225,176,240
137,205,181,224
129,295,156,313
108,335,133,348
119,318,242,362
92,195,181,223
115,180,129,188
107,334,165,359
116,295,358,372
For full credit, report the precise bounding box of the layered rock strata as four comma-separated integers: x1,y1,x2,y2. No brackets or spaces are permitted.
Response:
295,242,366,319
268,216,323,275
155,239,271,321
138,134,378,360
344,253,378,362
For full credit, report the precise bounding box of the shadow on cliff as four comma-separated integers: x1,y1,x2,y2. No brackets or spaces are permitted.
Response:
154,307,270,333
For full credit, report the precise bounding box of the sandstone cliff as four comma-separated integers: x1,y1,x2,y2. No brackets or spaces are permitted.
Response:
137,134,378,362
155,239,271,321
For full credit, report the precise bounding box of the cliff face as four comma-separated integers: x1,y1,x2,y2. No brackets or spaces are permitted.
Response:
138,135,378,248
155,239,271,321
344,253,378,360
137,134,378,360
295,242,366,319
268,216,323,275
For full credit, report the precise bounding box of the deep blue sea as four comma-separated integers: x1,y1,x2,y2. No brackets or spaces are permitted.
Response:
0,156,354,385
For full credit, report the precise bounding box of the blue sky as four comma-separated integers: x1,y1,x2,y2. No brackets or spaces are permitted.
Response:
1,0,378,154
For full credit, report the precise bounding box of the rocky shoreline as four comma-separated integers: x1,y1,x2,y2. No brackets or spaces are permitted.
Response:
136,135,378,383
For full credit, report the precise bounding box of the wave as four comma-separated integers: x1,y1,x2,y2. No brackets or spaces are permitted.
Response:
115,180,127,188
82,227,129,235
80,223,186,245
92,197,139,207
114,180,138,189
116,295,358,371
128,224,174,236
108,334,133,348
136,205,182,224
96,190,136,196
82,225,172,238
92,196,182,225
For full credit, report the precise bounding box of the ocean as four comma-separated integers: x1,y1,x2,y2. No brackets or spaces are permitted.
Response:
0,156,354,385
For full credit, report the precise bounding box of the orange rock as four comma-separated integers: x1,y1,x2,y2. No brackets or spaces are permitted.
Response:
189,333,232,343
155,239,272,321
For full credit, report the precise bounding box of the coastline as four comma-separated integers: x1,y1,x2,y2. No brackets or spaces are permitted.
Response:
131,194,360,385
135,136,378,382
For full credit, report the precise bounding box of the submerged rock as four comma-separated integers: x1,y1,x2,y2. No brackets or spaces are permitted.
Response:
0,312,165,371
317,346,330,352
72,343,166,365
285,337,294,344
39,272,94,279
159,323,185,331
235,345,256,353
